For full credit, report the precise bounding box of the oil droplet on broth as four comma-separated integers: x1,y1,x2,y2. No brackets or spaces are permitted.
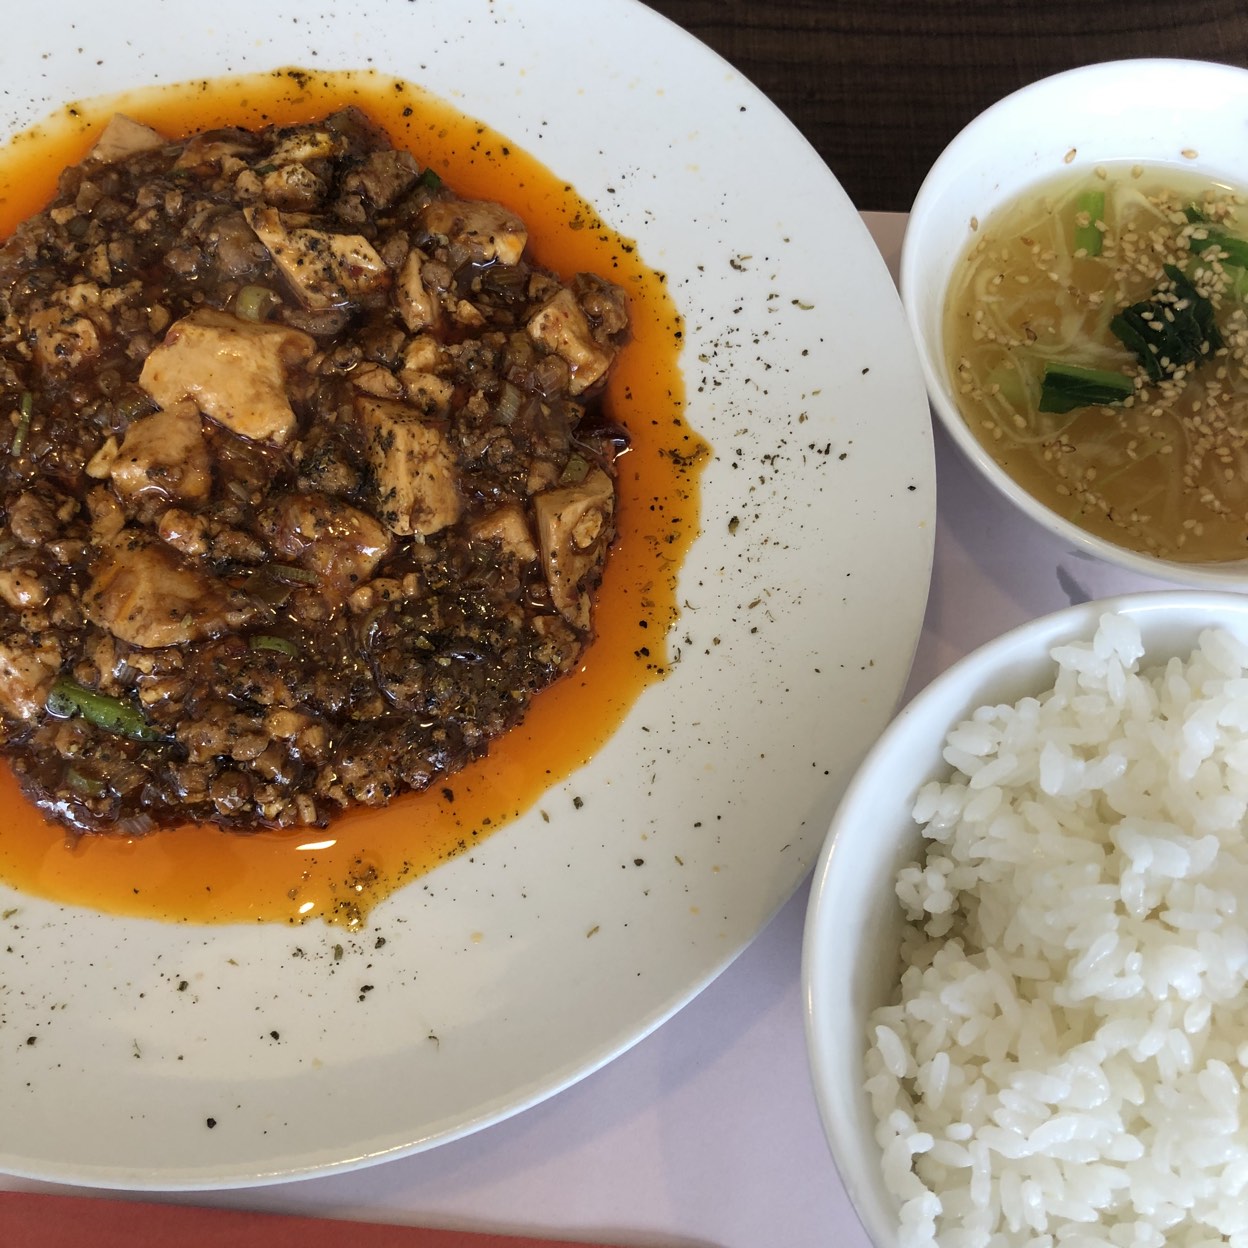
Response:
0,67,708,929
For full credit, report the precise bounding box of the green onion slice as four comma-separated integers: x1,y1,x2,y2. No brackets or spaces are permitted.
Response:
11,390,32,456
1038,362,1135,414
45,676,165,743
235,285,280,322
271,564,319,585
249,634,299,657
1074,189,1106,258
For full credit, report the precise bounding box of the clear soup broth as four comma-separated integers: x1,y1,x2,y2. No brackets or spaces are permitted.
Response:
944,164,1248,563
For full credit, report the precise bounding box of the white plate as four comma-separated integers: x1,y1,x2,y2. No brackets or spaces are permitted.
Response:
0,0,935,1188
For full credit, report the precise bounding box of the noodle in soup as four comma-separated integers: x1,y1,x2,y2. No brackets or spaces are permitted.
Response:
944,164,1248,562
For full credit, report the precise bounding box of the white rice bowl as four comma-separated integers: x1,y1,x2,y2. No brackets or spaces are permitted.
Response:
802,592,1248,1248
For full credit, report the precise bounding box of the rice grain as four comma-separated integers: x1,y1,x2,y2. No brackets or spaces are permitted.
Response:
868,614,1248,1245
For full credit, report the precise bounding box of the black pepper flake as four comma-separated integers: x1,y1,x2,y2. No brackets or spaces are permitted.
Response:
572,795,584,810
206,1117,217,1129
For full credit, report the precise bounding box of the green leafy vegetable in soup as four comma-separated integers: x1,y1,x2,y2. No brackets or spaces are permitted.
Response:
944,165,1248,562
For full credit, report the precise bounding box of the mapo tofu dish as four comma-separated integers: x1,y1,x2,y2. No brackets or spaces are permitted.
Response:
0,108,630,834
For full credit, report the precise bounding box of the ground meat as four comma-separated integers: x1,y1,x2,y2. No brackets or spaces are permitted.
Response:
0,108,629,834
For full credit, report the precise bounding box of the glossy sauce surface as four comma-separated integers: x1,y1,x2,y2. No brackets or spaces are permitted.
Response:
0,68,704,927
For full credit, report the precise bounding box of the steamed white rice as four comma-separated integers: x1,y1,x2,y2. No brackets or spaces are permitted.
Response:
866,613,1248,1248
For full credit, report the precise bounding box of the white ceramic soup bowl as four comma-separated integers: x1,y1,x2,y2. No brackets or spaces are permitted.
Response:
801,589,1248,1247
900,58,1248,587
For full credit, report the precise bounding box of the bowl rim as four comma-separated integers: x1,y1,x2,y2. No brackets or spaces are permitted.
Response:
898,57,1248,589
801,586,1248,1248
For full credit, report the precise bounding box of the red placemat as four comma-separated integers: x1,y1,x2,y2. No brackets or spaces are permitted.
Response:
0,1191,629,1247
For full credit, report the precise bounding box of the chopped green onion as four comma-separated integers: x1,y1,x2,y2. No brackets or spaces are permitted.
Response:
559,454,590,485
495,380,523,425
1182,203,1248,269
1188,228,1248,269
271,564,319,585
249,634,299,657
1074,189,1106,257
1110,264,1222,383
235,284,280,322
115,389,154,422
985,363,1033,410
45,676,165,743
1038,362,1135,414
416,167,443,191
1228,267,1248,302
65,765,106,797
11,390,32,456
253,162,278,176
